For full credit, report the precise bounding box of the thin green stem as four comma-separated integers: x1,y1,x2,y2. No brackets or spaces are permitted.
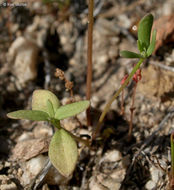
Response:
51,119,61,129
120,89,125,115
93,58,144,139
65,129,91,147
86,0,94,126
51,119,91,147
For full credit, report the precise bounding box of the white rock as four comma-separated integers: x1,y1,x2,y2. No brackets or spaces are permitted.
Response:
0,175,17,190
17,132,34,142
110,168,126,182
117,14,131,29
100,150,122,163
97,174,121,190
89,176,107,190
150,166,161,183
8,36,39,86
33,124,52,139
20,155,48,186
145,166,164,190
145,180,156,190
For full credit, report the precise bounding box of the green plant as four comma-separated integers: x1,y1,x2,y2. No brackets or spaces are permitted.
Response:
7,89,89,177
93,13,156,139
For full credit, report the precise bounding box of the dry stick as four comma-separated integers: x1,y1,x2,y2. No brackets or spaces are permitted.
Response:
86,0,94,126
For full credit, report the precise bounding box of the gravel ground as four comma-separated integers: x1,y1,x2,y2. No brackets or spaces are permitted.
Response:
0,0,174,189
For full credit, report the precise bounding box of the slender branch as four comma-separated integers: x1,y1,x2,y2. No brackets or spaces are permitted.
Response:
93,58,144,139
86,0,94,126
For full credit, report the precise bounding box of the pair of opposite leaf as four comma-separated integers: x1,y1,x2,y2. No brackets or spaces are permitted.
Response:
7,90,90,177
120,14,156,59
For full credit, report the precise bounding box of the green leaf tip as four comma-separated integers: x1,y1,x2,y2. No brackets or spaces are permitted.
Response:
147,29,157,57
120,50,143,59
138,13,154,51
7,110,49,121
32,89,60,115
55,100,90,120
49,129,78,177
47,99,55,118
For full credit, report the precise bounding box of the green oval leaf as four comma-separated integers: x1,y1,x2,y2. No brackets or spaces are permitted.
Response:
7,110,49,121
147,29,157,57
137,40,144,53
138,14,153,51
49,129,78,177
47,99,55,118
120,50,143,59
32,90,60,115
55,100,90,120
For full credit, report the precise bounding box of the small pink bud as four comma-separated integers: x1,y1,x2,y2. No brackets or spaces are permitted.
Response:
133,69,141,83
121,74,129,85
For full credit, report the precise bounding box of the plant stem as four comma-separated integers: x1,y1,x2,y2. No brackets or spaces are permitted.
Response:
65,129,91,147
93,58,144,139
128,82,137,140
120,89,125,115
51,119,91,147
86,0,94,126
51,119,61,129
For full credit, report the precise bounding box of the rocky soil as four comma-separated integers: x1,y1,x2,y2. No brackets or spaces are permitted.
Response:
0,0,174,190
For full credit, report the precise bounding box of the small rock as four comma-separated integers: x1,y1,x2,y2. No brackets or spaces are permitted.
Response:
4,162,11,168
33,123,52,139
150,166,162,183
137,65,174,99
17,132,34,142
45,165,69,185
61,118,78,131
42,184,50,190
117,14,131,28
97,174,121,190
100,150,122,163
145,180,156,190
78,129,91,136
12,137,50,161
8,36,39,86
145,166,164,190
0,175,17,190
89,176,107,190
20,155,48,186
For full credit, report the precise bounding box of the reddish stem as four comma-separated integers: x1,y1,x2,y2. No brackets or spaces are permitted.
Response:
128,82,137,140
86,0,94,126
120,90,125,115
